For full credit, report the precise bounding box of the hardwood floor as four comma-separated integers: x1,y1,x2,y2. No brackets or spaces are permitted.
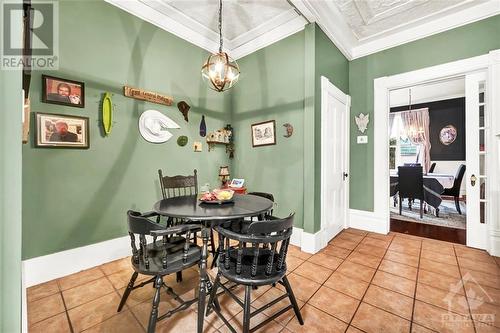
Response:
390,218,466,245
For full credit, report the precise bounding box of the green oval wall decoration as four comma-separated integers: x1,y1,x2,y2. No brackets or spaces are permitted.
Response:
101,92,113,136
177,135,188,147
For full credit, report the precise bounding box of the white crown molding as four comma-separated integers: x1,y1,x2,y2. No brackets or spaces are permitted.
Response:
106,0,500,62
104,0,219,54
351,0,500,59
290,0,357,60
230,15,307,60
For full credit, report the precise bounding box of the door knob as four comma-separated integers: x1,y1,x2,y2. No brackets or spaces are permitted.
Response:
343,172,349,181
470,174,477,186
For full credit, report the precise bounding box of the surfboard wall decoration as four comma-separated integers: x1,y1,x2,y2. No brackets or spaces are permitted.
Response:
102,92,113,136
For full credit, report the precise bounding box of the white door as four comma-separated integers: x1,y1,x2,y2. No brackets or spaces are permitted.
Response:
465,71,488,249
321,77,350,248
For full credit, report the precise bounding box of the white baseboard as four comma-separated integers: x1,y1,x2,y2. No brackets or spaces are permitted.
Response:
301,230,323,254
289,226,323,254
290,227,303,247
23,236,130,287
490,230,500,257
349,209,389,235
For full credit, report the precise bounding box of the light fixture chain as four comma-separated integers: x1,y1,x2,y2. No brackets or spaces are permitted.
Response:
219,0,223,52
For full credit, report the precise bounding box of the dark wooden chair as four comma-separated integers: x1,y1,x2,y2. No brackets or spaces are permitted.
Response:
117,210,201,333
443,164,466,214
212,192,276,269
206,214,304,333
428,162,436,173
398,166,424,218
158,169,217,278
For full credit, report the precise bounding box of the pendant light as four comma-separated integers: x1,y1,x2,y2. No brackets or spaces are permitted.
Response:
201,0,240,92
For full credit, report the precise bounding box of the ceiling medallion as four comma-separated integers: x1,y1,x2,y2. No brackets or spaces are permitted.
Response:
201,0,240,92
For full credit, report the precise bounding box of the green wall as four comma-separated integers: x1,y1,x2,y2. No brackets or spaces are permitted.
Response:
231,24,349,234
349,15,500,211
0,0,23,329
22,0,231,259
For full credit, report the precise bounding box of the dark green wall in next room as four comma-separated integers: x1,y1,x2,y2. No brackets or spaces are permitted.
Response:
22,0,231,259
348,15,500,211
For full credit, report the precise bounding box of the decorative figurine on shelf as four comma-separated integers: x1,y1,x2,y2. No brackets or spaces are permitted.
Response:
206,124,235,158
219,166,230,187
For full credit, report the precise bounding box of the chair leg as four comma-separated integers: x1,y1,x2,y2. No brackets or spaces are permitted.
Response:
455,197,462,215
420,200,423,219
282,275,304,325
242,285,252,333
117,271,138,312
399,195,403,215
210,229,217,256
206,273,221,315
147,276,163,333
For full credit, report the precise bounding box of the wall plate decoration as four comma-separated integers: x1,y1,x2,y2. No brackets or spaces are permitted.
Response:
193,141,202,152
123,86,173,106
177,101,190,122
101,92,113,136
177,135,188,147
283,123,293,137
355,113,369,133
138,110,179,143
439,125,457,145
42,75,85,108
199,115,207,137
35,113,89,149
251,120,276,147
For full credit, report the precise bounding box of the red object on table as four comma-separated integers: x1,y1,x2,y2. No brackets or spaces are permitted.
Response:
222,186,247,194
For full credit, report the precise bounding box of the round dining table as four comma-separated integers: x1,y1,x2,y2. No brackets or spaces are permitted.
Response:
152,194,273,333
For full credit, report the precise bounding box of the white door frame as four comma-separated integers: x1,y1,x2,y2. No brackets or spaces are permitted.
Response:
373,50,500,255
321,76,350,248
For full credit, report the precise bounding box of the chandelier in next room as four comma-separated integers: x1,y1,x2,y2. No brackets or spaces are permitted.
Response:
201,0,240,92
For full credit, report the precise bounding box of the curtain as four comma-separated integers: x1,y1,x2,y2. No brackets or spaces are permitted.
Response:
400,108,431,172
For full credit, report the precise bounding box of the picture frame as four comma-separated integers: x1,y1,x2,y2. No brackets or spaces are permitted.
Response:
251,120,276,147
229,178,245,188
42,75,85,108
35,113,90,149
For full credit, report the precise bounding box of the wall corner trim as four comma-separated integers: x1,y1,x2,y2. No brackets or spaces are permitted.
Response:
23,236,130,288
349,209,388,235
290,227,323,254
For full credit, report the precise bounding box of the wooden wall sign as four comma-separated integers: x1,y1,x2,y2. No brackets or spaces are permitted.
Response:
123,86,173,106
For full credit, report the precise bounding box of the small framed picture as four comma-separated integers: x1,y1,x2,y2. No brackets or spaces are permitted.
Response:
251,120,276,147
229,179,245,188
35,113,89,149
42,75,85,108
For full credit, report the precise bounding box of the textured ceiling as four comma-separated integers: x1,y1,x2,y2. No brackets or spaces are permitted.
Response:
332,0,487,40
106,0,499,59
164,0,294,41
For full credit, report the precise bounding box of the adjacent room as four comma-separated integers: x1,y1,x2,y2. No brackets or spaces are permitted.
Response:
1,1,499,333
388,79,469,242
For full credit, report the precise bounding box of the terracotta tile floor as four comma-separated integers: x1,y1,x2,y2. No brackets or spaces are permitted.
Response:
27,229,500,333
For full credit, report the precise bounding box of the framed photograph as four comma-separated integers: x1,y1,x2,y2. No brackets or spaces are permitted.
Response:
42,75,85,108
35,113,89,149
229,178,245,188
251,120,276,147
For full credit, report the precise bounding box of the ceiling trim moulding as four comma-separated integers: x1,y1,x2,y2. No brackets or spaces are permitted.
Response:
105,0,500,62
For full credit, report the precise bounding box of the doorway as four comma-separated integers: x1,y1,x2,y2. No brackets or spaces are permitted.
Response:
373,50,500,252
388,78,467,244
320,76,350,248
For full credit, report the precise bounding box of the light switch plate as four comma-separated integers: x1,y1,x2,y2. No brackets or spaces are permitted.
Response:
357,136,368,144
